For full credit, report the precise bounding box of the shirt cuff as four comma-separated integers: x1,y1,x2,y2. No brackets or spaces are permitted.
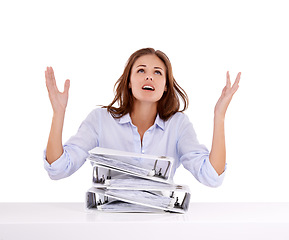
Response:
201,158,226,187
43,149,70,179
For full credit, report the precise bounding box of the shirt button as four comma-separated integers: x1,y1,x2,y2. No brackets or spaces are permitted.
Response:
141,149,144,154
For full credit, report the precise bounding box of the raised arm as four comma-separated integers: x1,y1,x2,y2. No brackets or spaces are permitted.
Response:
209,71,241,175
45,67,70,164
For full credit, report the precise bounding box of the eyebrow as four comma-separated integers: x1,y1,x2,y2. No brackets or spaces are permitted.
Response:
154,67,163,70
136,65,164,71
136,64,146,68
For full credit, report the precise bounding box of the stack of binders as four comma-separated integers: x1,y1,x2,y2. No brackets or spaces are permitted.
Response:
85,147,191,213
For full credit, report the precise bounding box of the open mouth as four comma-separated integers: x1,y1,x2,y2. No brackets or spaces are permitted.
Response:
142,85,155,91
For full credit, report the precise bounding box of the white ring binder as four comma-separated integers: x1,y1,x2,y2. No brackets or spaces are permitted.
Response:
86,147,191,213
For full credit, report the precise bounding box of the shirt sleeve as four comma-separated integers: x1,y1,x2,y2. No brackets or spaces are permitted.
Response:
43,109,99,180
177,114,226,187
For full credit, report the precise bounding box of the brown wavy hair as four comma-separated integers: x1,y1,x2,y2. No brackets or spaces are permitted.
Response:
103,48,189,121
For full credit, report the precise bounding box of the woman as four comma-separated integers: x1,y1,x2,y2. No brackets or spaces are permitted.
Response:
44,48,241,187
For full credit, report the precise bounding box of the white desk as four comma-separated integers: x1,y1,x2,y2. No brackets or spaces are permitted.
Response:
1,202,289,240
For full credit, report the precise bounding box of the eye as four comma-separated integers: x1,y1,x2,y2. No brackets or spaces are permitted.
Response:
155,70,162,75
137,69,145,73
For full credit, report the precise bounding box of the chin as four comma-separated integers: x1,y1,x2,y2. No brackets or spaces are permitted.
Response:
139,96,163,103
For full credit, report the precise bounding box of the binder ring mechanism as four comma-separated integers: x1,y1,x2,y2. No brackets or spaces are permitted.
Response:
151,159,171,179
93,167,112,184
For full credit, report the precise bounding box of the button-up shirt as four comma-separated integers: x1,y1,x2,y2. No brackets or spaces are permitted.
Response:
44,108,225,187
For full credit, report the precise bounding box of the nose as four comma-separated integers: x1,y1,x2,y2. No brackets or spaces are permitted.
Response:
146,76,153,81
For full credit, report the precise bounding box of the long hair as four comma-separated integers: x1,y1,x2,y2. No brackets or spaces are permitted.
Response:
103,48,189,121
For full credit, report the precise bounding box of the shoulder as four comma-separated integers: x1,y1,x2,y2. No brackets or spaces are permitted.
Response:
165,112,191,126
83,107,115,124
87,107,112,117
164,112,195,135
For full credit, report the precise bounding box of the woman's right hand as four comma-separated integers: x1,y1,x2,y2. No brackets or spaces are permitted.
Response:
45,67,70,114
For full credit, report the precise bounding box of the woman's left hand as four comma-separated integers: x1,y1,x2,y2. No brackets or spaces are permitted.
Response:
214,71,241,119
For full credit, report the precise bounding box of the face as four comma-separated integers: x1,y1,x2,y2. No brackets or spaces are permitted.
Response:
129,54,167,105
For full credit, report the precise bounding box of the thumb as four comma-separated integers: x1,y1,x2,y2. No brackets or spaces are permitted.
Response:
64,79,70,94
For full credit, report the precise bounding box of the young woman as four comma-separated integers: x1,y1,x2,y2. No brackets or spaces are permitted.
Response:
44,48,241,187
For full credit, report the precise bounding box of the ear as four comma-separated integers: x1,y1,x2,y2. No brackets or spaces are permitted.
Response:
164,85,167,92
128,81,131,89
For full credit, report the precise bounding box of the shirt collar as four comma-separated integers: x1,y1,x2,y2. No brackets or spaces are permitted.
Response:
118,113,165,131
118,113,131,124
155,114,165,131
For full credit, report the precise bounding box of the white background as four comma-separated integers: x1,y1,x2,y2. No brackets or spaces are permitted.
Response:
0,0,288,202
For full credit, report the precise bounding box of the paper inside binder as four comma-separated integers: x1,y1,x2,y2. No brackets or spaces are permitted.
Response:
88,155,172,183
86,187,191,213
92,166,188,191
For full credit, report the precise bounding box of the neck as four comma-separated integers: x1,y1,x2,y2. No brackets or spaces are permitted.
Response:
130,101,157,133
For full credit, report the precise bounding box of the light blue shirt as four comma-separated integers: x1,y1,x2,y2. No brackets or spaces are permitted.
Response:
44,108,225,187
